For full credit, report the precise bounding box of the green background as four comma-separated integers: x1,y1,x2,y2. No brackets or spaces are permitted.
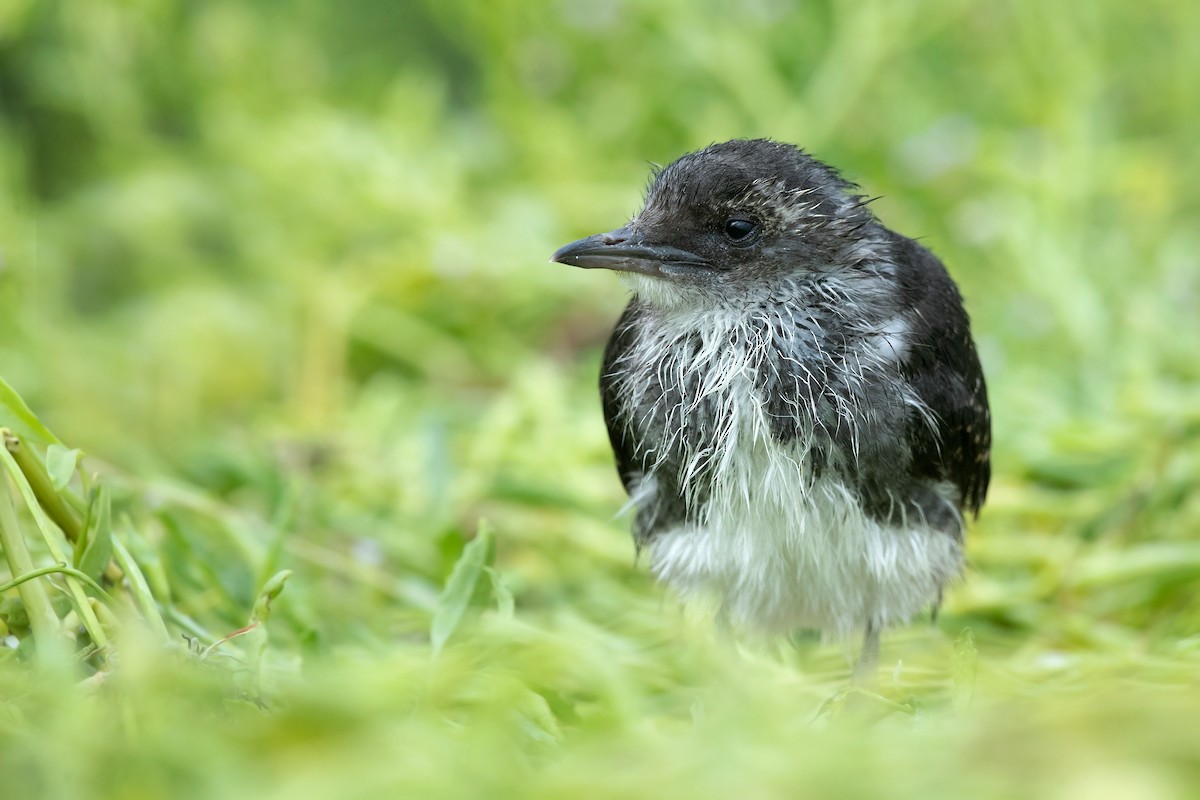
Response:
2,1,1199,797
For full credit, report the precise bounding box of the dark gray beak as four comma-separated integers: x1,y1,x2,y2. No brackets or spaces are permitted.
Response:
551,227,711,278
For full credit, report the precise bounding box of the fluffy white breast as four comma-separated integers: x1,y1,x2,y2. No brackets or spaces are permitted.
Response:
643,407,963,638
615,297,962,638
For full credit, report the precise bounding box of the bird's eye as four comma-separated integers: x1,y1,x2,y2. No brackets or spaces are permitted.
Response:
723,218,758,244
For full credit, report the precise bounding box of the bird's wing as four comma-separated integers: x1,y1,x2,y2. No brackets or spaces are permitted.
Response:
599,300,692,545
599,300,644,496
895,237,992,516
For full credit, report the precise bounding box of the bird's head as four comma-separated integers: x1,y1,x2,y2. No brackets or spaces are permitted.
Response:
552,139,886,309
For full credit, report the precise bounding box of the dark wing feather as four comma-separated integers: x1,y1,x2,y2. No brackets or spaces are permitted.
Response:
599,300,691,545
893,236,991,517
599,301,644,496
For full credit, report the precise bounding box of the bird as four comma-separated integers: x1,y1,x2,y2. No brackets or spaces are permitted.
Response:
551,139,990,679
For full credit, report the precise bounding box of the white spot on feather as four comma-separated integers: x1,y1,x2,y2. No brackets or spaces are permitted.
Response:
866,316,910,362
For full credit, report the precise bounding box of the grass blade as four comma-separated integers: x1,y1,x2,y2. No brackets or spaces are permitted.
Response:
46,445,82,491
0,378,62,445
430,521,495,656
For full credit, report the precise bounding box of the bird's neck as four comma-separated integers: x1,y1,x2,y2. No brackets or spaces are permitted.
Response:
624,267,895,337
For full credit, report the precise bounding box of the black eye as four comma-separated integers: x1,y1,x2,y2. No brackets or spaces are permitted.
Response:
723,218,758,244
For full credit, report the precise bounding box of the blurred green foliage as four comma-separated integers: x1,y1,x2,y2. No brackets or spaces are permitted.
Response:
2,0,1200,797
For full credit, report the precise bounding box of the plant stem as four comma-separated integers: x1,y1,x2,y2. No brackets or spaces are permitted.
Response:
0,473,69,660
112,531,170,642
0,436,109,650
8,433,83,543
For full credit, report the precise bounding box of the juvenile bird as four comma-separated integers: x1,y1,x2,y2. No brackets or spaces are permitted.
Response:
552,139,990,677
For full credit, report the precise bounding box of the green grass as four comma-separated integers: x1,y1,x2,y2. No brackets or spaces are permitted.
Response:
2,1,1200,797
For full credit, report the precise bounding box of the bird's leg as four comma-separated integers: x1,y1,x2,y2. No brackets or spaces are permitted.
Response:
851,621,880,684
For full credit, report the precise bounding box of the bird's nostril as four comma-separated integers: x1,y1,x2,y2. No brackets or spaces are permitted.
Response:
600,233,628,246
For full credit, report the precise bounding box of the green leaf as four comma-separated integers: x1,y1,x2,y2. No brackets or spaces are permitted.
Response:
0,377,62,445
514,688,562,748
253,570,294,623
46,445,82,491
430,520,495,656
76,485,114,582
485,566,514,620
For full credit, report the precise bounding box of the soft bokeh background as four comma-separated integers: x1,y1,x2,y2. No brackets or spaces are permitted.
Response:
2,1,1199,797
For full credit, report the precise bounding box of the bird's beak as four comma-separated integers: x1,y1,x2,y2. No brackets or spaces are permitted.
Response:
550,227,711,278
